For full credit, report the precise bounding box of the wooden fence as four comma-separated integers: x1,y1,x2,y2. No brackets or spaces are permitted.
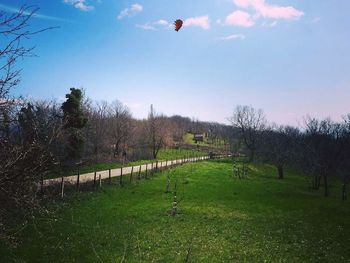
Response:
41,155,228,197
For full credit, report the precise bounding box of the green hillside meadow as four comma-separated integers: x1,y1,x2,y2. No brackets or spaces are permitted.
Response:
1,159,350,262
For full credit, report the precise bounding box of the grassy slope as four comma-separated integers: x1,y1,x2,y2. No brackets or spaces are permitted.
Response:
2,160,350,262
183,133,227,149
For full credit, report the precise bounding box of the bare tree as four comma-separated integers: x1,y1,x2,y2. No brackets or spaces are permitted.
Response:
108,100,132,159
0,100,64,230
260,125,300,179
0,5,55,102
300,117,343,197
229,105,266,161
147,105,170,159
85,101,110,161
0,5,57,239
338,114,350,200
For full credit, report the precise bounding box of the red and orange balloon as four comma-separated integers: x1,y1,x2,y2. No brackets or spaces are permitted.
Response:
174,19,183,32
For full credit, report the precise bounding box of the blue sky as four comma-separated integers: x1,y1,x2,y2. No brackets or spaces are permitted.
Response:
1,0,350,125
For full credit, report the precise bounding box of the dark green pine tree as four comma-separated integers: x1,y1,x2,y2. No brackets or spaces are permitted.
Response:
61,88,88,161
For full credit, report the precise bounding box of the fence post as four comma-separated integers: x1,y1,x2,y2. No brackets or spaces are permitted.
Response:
156,161,159,172
151,162,154,176
109,169,111,185
76,171,80,192
120,167,123,186
130,166,134,183
60,176,65,199
99,174,102,189
138,165,142,180
93,171,97,189
145,164,148,179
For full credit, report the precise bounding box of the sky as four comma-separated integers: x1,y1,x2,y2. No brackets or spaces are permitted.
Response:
1,0,350,126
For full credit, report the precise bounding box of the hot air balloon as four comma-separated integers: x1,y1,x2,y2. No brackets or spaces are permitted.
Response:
174,19,183,32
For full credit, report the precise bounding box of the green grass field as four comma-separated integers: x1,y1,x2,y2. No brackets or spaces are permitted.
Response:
2,159,350,262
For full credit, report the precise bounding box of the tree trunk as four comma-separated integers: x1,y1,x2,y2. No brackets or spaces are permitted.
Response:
113,142,120,158
317,176,322,189
313,175,321,190
324,174,329,197
277,166,284,179
249,149,254,162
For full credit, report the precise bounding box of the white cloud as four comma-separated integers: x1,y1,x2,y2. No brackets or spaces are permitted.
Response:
136,23,157,31
262,20,277,27
63,0,94,11
156,19,169,26
136,19,171,31
269,20,277,27
218,34,246,41
183,15,210,30
131,4,143,13
0,3,72,22
118,9,129,19
225,11,255,27
118,3,143,20
233,0,304,20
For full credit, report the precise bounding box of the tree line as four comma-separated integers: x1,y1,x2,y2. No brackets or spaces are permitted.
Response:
230,105,350,200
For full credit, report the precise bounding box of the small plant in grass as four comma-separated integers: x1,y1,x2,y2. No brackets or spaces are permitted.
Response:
171,181,177,216
242,162,248,178
232,158,249,179
165,168,174,193
165,173,171,193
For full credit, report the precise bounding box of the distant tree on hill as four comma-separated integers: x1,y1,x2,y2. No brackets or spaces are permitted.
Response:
84,100,110,161
300,117,343,197
146,105,171,159
109,100,132,158
339,114,350,200
229,105,266,162
259,125,300,179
